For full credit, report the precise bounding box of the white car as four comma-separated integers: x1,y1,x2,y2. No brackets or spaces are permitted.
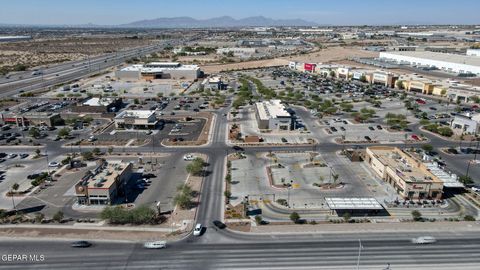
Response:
193,223,202,236
48,161,60,167
143,241,166,249
411,236,436,244
183,154,195,161
471,186,480,192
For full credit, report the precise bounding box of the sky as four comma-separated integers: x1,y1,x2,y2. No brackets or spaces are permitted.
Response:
0,0,479,26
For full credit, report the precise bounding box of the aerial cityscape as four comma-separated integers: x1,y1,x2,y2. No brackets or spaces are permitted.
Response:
1,0,480,269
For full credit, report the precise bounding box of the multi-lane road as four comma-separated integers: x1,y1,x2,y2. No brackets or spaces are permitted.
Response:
1,232,480,269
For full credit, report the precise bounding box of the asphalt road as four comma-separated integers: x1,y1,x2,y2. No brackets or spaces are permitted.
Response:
1,234,479,269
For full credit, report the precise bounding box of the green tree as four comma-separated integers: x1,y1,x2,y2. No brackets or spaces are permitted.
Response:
57,127,71,138
92,148,101,155
396,80,405,89
224,190,232,199
186,158,205,176
411,210,422,221
29,127,40,138
255,215,263,225
34,212,45,223
107,147,113,155
290,212,301,223
81,151,94,161
421,144,434,152
134,98,140,104
343,212,351,222
53,211,64,222
11,183,19,192
464,215,476,221
459,175,474,185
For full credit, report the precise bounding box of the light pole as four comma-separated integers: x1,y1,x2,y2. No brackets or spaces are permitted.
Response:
356,239,363,270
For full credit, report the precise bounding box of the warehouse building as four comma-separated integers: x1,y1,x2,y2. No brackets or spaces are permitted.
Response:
115,62,201,81
255,100,292,131
379,51,480,75
75,160,133,205
365,146,443,200
114,110,158,129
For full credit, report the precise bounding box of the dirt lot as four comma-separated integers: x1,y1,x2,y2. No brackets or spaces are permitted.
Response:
201,47,378,73
0,37,155,69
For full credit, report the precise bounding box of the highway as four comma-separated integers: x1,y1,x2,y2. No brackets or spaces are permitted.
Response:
0,42,172,98
1,233,479,269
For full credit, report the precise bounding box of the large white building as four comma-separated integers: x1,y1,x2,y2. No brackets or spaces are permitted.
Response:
451,113,480,134
379,51,480,75
255,100,292,131
114,110,158,129
115,62,201,80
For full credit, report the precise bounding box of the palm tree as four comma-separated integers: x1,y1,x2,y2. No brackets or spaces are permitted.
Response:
11,183,19,211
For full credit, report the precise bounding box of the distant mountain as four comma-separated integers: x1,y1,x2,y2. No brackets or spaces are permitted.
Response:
122,16,317,28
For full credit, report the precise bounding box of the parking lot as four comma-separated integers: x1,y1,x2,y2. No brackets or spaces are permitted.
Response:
230,151,395,210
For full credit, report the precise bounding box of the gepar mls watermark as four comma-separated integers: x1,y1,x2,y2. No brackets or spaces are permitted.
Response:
2,254,45,262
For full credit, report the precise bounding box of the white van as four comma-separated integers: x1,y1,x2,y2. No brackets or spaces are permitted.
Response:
143,241,167,249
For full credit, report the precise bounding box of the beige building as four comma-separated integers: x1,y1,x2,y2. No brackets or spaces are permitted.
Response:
75,160,133,205
365,146,443,200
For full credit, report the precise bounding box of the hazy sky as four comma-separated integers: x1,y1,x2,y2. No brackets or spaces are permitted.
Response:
1,0,479,25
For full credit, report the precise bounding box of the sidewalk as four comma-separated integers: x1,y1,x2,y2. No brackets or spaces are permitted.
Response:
248,221,480,235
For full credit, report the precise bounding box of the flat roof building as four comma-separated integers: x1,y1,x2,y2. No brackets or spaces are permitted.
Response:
115,62,201,81
365,146,444,200
255,100,292,131
75,160,133,205
379,51,480,75
114,110,158,129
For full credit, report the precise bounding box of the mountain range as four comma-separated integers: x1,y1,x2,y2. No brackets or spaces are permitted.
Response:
121,16,317,28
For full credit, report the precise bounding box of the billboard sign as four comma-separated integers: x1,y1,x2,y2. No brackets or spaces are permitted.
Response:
304,63,316,72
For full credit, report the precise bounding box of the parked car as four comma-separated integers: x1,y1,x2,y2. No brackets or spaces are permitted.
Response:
7,153,17,159
368,126,375,131
212,220,226,229
183,154,195,161
281,138,288,143
376,125,383,130
19,153,29,159
193,223,203,236
48,161,60,167
364,136,372,141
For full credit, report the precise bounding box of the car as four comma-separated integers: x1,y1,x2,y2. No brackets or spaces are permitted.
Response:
48,161,60,167
471,186,480,192
212,220,226,229
330,127,337,132
233,146,244,151
19,153,29,159
411,134,420,141
364,136,372,141
429,107,437,111
376,125,383,130
411,236,436,244
143,241,167,249
183,154,195,161
281,138,288,143
146,130,153,135
0,159,5,163
340,126,345,131
27,173,41,179
368,126,375,131
87,136,96,142
7,153,17,159
71,241,92,248
193,223,203,236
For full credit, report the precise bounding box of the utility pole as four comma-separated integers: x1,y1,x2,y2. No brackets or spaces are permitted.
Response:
356,239,363,270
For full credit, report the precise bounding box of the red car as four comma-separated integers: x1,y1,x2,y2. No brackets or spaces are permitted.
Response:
411,134,420,140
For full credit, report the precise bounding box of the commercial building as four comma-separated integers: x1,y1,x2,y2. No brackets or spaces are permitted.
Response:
114,110,158,129
72,97,122,113
75,160,133,205
397,74,448,96
115,62,201,81
365,146,443,200
450,113,480,134
379,51,480,75
1,112,62,127
255,100,292,131
370,71,398,87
